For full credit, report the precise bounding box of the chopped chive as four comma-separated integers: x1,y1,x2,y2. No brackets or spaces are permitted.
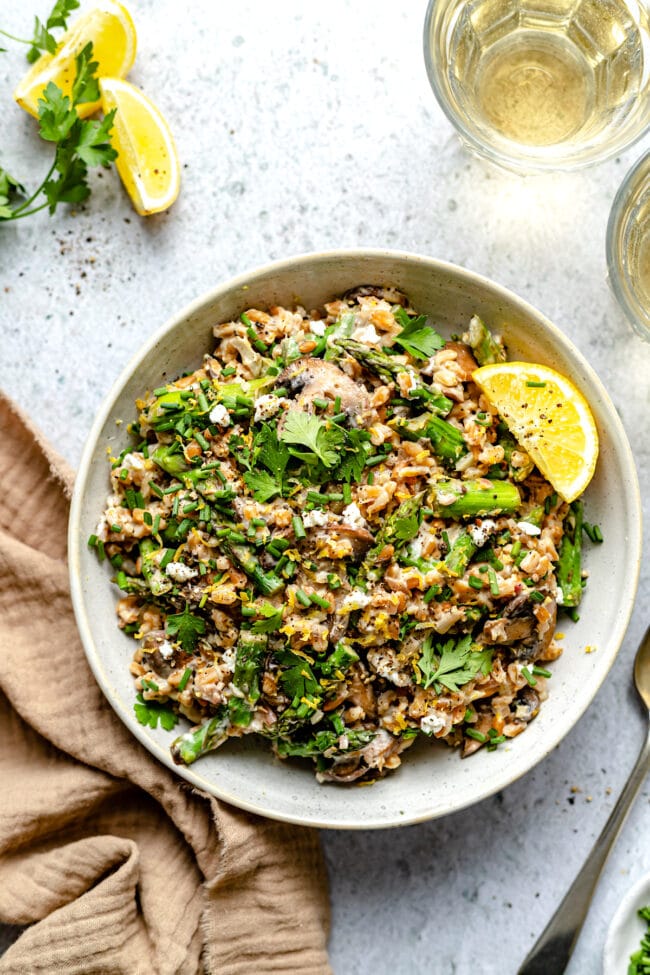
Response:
283,560,296,579
331,412,347,424
87,533,98,547
342,483,352,504
327,572,342,589
328,492,344,502
310,592,331,610
529,590,545,602
424,584,441,603
365,455,385,467
163,483,182,494
110,553,123,568
160,549,174,569
96,540,105,561
479,565,488,573
119,468,128,480
307,491,326,505
313,397,329,410
526,380,547,387
183,501,199,513
292,515,306,540
172,496,180,517
251,517,266,527
221,365,236,377
592,524,603,543
197,392,209,413
521,666,537,687
532,665,552,678
463,708,475,722
241,312,253,327
272,386,288,397
295,588,312,607
334,396,341,413
142,512,152,526
178,667,192,691
465,728,487,743
227,530,247,543
487,566,500,596
241,605,256,617
153,386,168,396
510,540,522,559
468,575,484,590
194,431,210,451
475,411,492,426
150,482,164,499
367,472,375,485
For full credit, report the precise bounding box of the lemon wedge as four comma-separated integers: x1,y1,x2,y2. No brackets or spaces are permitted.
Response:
14,1,136,119
472,362,599,503
99,77,180,215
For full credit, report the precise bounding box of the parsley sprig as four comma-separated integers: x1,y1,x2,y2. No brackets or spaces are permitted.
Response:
0,42,117,222
279,411,344,468
393,307,445,360
0,0,79,61
133,692,179,731
418,633,493,693
165,603,206,652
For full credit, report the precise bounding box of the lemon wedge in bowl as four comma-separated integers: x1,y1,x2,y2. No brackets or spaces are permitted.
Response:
14,0,136,119
99,77,180,216
472,362,599,503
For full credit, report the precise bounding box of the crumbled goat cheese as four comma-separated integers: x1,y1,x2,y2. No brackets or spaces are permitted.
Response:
556,586,564,606
468,519,497,547
516,521,542,536
254,394,288,423
121,452,146,471
209,403,230,427
420,710,447,736
221,648,236,671
158,640,175,659
341,502,367,530
310,320,326,336
339,590,372,612
353,323,380,344
303,508,330,528
165,562,199,582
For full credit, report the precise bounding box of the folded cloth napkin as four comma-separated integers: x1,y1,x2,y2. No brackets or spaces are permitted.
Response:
0,394,331,975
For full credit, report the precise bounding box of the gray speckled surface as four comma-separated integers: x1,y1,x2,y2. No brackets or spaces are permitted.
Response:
0,1,649,972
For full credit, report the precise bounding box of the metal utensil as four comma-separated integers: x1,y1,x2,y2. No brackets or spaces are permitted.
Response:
518,625,650,974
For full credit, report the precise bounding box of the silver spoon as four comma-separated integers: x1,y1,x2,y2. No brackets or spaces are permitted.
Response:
518,624,650,974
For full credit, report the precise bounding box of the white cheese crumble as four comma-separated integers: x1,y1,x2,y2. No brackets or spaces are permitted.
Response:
121,452,146,471
209,403,231,427
310,320,326,336
341,502,367,531
516,521,542,536
468,519,497,547
303,508,330,528
221,648,236,671
253,394,288,423
165,562,199,582
353,323,380,345
158,640,175,659
420,710,447,735
556,586,564,606
339,590,372,612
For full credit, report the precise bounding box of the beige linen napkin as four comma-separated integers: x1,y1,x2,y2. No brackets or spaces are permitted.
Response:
0,394,331,975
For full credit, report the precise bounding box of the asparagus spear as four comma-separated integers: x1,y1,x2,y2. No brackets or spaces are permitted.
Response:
428,479,521,518
443,529,477,576
556,500,583,608
222,541,285,596
228,633,268,727
275,727,375,758
139,537,173,596
331,339,453,416
390,413,467,463
171,707,231,765
359,492,425,582
151,443,189,477
465,315,506,366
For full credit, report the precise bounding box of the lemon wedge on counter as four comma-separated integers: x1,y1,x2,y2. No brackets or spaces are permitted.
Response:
472,362,599,503
14,0,136,119
99,77,180,215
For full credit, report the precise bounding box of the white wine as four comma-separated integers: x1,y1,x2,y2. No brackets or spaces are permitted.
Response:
476,31,591,146
425,0,650,169
607,153,650,340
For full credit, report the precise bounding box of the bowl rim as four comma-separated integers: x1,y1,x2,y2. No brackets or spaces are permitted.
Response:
68,247,642,829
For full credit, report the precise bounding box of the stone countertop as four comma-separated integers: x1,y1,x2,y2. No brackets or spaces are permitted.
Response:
1,1,649,972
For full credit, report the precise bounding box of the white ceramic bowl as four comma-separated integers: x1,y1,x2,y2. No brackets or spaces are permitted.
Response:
604,872,650,974
68,249,642,829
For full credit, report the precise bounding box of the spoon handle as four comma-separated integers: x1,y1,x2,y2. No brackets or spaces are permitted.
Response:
518,722,650,974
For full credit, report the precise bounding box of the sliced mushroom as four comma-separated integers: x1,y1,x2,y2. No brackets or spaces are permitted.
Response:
342,285,408,306
480,591,557,662
513,686,540,723
277,357,369,417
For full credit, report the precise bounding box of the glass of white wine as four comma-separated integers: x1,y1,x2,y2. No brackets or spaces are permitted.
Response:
423,0,650,172
607,151,650,341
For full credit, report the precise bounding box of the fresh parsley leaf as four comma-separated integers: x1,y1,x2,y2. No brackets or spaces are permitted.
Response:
277,650,321,703
133,692,179,731
418,633,493,693
75,111,118,166
0,167,25,219
37,82,77,142
250,603,284,633
338,426,372,482
255,423,290,478
243,469,282,503
228,433,251,471
393,307,445,360
70,41,100,106
280,411,344,468
166,603,206,652
25,0,80,63
392,508,421,542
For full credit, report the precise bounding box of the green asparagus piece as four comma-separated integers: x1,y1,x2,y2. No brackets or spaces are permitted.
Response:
466,315,506,366
390,413,467,463
497,423,534,482
222,542,285,596
151,443,189,477
427,479,521,518
520,505,545,529
275,727,375,758
443,529,477,576
331,339,453,416
319,641,360,676
359,492,425,583
556,500,583,608
139,538,173,596
228,633,268,727
171,707,231,765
